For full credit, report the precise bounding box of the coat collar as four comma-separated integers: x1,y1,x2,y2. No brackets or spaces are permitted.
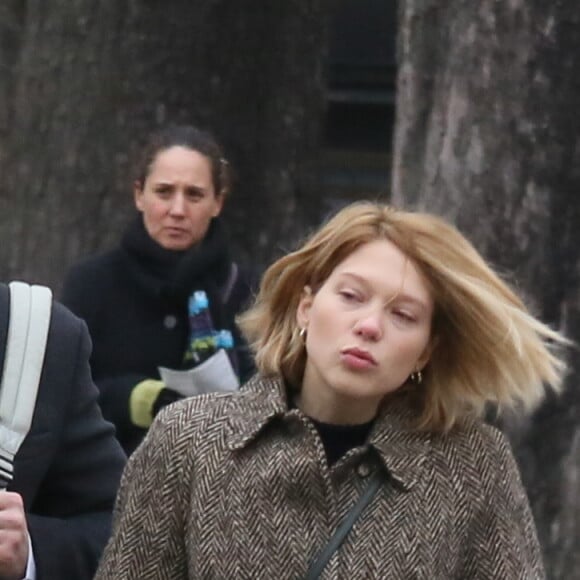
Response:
226,375,430,490
225,375,288,450
368,397,431,490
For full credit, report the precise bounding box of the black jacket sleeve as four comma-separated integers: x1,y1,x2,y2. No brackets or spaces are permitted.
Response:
61,260,150,454
96,373,149,455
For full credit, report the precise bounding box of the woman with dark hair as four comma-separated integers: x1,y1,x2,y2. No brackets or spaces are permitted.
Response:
96,202,567,579
62,125,256,455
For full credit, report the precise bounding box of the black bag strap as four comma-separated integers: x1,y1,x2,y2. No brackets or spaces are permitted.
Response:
303,467,385,580
219,262,238,305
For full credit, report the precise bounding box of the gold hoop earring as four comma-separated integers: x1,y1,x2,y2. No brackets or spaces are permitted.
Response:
410,370,422,385
299,327,307,340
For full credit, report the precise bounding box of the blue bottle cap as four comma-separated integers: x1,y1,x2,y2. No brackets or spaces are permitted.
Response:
189,290,209,314
217,329,234,349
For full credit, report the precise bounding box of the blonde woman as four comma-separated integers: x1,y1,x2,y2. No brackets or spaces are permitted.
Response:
96,202,566,579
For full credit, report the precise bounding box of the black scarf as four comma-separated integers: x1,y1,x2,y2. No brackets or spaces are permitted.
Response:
120,215,233,324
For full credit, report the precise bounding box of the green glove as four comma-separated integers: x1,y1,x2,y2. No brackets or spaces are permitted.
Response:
129,379,165,428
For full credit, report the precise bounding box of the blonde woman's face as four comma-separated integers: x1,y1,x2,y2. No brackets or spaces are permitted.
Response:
297,239,433,418
134,146,223,250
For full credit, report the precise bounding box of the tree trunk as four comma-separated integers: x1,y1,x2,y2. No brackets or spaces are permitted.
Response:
392,1,580,577
0,0,330,289
0,1,136,286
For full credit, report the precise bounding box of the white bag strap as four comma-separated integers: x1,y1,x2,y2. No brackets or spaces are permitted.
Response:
0,282,52,489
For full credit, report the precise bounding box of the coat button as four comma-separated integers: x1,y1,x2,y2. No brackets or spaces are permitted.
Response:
163,315,178,329
356,462,372,478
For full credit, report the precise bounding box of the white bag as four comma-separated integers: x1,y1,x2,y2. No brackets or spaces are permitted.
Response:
0,282,52,489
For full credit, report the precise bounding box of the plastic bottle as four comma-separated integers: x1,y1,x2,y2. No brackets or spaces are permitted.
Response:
216,329,239,377
183,291,217,366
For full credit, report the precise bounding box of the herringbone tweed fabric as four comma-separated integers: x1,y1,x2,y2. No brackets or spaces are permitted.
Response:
95,375,545,579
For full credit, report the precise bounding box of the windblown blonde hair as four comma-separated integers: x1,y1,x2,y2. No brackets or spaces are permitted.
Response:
239,202,568,432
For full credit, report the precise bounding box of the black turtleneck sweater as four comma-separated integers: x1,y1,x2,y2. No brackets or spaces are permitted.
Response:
311,417,374,466
289,396,374,465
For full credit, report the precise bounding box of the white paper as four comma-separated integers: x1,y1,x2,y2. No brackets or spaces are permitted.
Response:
158,349,239,398
157,367,205,397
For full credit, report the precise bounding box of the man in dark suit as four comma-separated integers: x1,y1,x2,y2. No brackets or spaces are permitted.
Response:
0,284,126,579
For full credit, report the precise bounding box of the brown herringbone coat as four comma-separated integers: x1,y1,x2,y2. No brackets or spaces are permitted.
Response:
96,375,545,579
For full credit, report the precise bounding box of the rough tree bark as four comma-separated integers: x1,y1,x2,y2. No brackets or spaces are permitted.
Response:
0,0,330,289
392,1,580,578
0,1,138,286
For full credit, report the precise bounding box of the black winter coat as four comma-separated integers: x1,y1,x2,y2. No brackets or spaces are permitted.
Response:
61,217,257,455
